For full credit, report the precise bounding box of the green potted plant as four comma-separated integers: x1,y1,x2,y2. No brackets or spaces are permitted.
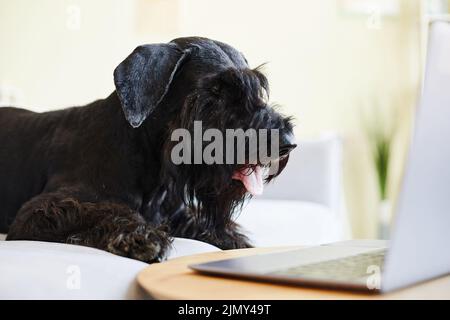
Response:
363,100,397,239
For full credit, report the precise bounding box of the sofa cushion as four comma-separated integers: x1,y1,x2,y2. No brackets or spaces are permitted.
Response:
236,199,345,246
0,237,219,299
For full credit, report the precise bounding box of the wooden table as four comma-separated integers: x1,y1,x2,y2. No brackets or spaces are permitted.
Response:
137,247,450,300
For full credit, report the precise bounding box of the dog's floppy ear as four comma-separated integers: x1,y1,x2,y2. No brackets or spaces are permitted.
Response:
114,43,188,128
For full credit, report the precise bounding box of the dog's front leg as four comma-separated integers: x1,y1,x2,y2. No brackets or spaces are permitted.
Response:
7,191,172,263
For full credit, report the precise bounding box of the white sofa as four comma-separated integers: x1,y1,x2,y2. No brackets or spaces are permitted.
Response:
0,135,349,299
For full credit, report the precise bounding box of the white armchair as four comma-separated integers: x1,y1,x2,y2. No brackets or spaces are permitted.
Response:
236,135,350,246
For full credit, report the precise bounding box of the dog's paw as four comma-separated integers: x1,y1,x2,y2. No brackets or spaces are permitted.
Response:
197,228,252,250
220,233,253,249
107,225,172,263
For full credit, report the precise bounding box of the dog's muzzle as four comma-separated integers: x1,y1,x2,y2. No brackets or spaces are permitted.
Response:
232,136,297,196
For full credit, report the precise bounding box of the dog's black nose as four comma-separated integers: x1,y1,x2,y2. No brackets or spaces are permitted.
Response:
279,143,297,156
279,134,297,156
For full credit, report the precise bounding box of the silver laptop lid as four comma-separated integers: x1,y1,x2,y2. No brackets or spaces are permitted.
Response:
382,21,450,292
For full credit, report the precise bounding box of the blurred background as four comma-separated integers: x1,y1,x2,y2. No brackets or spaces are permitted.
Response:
1,0,449,242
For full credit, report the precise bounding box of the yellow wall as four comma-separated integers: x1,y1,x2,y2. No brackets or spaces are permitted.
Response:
0,0,422,238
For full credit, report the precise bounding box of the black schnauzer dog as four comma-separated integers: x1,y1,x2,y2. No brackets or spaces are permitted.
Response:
0,37,295,263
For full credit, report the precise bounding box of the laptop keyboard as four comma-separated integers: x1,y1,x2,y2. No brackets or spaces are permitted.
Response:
271,249,386,281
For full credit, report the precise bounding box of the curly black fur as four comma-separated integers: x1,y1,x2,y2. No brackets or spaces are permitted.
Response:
0,37,295,263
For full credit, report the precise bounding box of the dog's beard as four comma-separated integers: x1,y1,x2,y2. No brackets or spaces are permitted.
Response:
161,123,292,230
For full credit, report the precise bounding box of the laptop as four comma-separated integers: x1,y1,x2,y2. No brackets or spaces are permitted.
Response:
189,21,450,293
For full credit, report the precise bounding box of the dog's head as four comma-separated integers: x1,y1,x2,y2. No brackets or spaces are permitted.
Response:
114,37,296,226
